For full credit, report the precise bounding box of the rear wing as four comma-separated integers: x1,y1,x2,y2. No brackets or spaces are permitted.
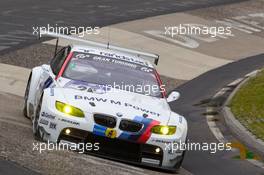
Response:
39,30,160,65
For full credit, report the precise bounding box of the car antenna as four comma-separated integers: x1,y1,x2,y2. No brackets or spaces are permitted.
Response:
107,26,111,49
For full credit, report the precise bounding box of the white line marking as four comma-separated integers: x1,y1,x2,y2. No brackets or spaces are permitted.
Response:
206,108,227,144
0,22,24,27
245,70,260,77
227,78,244,87
0,46,10,50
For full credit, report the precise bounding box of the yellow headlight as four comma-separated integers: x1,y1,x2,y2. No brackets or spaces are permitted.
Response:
151,125,176,135
55,101,84,118
63,105,72,114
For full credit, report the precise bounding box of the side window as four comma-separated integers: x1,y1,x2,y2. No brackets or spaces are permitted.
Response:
50,46,71,75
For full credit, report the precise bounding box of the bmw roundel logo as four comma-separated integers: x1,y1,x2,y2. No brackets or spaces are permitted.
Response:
116,112,123,117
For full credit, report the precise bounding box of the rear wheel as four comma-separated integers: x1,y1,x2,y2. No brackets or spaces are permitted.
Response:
23,73,32,118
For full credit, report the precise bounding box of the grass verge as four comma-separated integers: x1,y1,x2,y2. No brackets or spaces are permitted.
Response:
230,70,264,141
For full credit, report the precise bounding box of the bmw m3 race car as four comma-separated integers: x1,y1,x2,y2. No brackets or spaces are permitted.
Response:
23,31,188,172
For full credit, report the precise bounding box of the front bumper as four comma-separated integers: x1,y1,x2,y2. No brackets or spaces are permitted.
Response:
38,99,187,170
58,127,183,172
60,128,163,165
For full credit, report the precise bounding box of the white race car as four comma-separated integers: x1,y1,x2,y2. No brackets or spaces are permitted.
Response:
23,32,188,172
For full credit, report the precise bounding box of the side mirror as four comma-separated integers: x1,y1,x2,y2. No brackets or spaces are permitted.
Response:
167,91,180,102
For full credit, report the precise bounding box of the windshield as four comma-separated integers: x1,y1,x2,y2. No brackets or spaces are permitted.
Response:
63,52,163,97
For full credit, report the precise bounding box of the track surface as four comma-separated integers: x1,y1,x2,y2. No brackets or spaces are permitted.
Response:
0,0,246,54
171,54,264,175
0,159,36,175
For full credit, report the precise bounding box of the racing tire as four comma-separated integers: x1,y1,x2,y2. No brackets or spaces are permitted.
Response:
173,136,188,173
23,73,32,118
173,150,186,173
33,95,43,141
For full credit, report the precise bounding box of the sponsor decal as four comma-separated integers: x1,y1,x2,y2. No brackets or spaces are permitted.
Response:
143,113,148,118
50,88,54,96
49,122,57,130
141,67,153,73
89,102,96,107
64,80,109,94
59,118,80,126
179,116,183,123
39,118,49,125
75,95,160,117
99,52,149,67
151,139,172,144
78,48,94,53
72,52,152,71
41,112,56,120
43,76,53,90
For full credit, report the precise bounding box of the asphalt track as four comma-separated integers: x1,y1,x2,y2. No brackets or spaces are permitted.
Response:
0,0,247,54
0,159,37,175
171,54,264,175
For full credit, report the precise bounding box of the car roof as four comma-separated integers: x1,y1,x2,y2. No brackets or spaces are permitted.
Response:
70,44,154,68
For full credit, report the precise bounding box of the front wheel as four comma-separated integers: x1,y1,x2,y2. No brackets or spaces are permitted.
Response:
23,73,32,118
33,95,43,141
173,137,187,173
174,150,186,172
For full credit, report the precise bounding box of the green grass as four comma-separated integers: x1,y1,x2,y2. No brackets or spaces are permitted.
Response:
232,150,259,160
230,70,264,141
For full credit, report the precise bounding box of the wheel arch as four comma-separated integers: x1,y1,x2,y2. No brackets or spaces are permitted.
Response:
26,66,44,117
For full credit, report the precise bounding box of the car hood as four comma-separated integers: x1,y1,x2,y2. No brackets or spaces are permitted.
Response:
56,87,171,125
